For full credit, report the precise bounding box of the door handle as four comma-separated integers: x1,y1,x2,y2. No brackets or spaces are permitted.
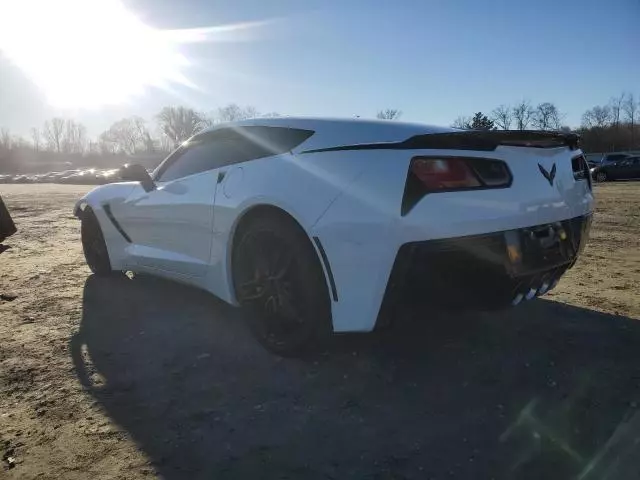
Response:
217,171,226,184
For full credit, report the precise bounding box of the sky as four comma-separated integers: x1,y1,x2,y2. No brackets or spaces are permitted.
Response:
0,0,638,137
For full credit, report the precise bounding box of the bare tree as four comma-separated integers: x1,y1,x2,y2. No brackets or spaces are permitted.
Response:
623,93,638,146
452,116,472,129
491,105,512,130
512,100,534,130
0,128,11,150
609,94,625,129
99,117,150,155
62,120,87,154
11,135,30,149
157,106,209,146
215,103,259,123
43,118,65,153
581,106,612,129
30,128,41,152
532,102,563,131
132,117,155,153
155,125,175,153
376,109,402,120
87,141,101,154
97,132,119,154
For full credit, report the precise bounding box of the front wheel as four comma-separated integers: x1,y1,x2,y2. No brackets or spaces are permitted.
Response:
596,171,607,182
232,214,331,356
81,208,113,275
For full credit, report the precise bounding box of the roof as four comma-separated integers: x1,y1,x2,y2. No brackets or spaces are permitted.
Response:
204,116,457,153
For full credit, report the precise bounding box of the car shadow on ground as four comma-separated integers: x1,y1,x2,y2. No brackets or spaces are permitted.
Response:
71,274,640,480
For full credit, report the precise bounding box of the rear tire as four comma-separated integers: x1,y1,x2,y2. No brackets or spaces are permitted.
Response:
232,213,331,356
596,171,607,182
81,208,113,276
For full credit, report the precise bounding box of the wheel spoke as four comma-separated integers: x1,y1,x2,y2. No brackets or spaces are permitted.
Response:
239,277,266,301
276,285,300,321
270,247,294,280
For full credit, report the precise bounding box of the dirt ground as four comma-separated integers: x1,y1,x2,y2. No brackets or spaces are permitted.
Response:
1,183,639,479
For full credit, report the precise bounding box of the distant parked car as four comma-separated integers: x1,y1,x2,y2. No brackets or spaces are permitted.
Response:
586,153,630,168
591,155,640,182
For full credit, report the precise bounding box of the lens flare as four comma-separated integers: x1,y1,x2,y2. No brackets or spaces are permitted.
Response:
0,0,267,108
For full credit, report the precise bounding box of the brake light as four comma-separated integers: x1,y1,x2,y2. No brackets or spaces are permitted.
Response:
411,158,481,190
402,156,512,215
410,157,511,191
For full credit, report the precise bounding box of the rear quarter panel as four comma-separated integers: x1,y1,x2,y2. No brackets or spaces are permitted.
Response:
202,151,368,304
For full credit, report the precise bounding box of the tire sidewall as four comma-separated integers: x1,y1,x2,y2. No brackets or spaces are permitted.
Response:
233,214,331,356
81,208,112,275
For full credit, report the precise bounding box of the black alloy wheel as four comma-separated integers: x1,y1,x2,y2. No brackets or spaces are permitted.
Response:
233,215,330,356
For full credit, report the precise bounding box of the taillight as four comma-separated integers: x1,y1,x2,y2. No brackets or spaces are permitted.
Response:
411,158,481,190
572,154,592,190
402,156,512,215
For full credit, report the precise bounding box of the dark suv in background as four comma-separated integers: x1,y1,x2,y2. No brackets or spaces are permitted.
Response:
586,153,630,168
590,155,640,182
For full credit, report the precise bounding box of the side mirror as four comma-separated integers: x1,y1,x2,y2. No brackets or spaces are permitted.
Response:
119,163,155,192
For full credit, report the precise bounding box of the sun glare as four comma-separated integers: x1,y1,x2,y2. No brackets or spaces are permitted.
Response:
0,0,196,107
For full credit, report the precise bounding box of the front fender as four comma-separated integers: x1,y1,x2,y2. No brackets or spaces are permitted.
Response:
73,182,139,218
73,182,140,271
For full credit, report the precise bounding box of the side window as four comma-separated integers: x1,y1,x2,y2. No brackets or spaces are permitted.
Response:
155,132,237,182
228,126,314,164
153,126,314,181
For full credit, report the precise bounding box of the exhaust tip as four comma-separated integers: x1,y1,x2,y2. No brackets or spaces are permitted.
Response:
512,293,524,306
538,282,550,295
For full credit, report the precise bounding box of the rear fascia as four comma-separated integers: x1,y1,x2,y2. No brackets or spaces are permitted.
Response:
311,145,593,333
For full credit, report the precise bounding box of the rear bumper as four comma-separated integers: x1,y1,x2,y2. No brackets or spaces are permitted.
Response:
378,214,592,319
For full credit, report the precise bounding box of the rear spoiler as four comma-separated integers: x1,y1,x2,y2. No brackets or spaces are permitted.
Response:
301,130,580,154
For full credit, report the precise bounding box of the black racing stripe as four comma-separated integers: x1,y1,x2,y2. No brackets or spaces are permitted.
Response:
313,236,338,302
300,130,580,154
102,204,131,243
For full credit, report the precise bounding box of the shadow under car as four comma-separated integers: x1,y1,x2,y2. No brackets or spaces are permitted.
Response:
71,274,640,479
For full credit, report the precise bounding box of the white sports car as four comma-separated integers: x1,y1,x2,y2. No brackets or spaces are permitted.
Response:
74,117,594,355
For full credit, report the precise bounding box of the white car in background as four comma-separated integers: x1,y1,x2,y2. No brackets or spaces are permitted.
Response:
74,117,594,355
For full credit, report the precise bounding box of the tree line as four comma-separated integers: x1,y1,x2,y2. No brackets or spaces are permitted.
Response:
0,103,265,157
380,94,639,153
449,93,639,153
1,94,639,173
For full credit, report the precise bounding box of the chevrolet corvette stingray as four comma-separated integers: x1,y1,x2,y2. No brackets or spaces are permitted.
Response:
74,117,593,355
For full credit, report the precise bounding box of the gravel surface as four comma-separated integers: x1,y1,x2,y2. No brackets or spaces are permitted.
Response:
1,183,639,479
